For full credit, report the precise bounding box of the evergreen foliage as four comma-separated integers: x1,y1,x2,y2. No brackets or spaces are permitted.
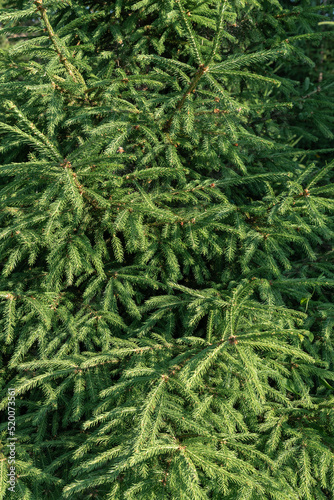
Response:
0,0,334,498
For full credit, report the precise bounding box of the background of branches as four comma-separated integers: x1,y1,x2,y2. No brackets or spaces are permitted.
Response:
0,1,334,498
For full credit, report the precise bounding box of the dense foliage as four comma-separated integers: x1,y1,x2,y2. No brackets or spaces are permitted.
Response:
0,1,334,498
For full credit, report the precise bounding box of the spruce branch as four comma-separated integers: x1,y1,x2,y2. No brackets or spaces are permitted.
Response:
204,1,228,67
163,64,209,132
33,0,86,88
176,0,204,65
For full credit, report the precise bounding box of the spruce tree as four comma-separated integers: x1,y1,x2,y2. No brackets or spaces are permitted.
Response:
0,1,334,499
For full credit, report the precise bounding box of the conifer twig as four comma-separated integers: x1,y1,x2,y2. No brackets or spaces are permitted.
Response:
33,0,86,87
163,64,208,132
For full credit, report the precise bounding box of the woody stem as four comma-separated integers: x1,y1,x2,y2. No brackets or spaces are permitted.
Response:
163,64,208,132
34,0,85,86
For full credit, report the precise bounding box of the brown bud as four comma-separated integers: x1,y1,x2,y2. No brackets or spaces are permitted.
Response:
228,335,238,345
